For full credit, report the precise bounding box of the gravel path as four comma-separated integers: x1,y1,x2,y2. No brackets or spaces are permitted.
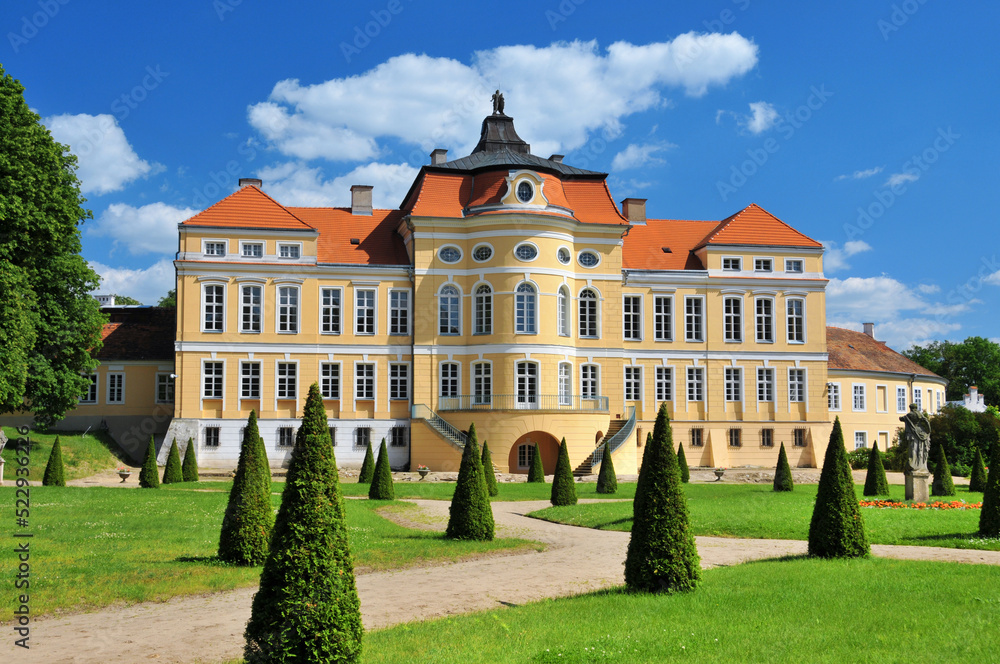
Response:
7,498,999,664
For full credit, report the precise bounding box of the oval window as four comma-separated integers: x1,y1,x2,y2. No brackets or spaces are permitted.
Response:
516,180,534,203
514,243,538,261
557,247,571,265
472,245,493,262
578,250,600,268
439,246,461,263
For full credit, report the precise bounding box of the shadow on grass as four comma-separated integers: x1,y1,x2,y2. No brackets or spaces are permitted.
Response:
906,532,982,543
174,555,248,568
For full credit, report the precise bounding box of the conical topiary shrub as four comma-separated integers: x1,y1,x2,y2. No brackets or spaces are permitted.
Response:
596,441,618,495
138,436,159,489
808,417,869,558
527,442,545,483
219,410,274,566
931,443,956,496
970,447,988,493
862,442,889,497
162,438,183,484
42,435,65,486
773,442,794,492
677,443,690,484
368,438,394,500
244,383,362,663
550,437,578,506
624,403,700,593
357,440,375,483
979,442,1000,536
481,440,499,497
446,423,494,540
182,437,199,482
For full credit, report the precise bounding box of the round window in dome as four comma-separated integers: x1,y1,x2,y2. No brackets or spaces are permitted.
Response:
578,250,600,268
514,243,538,261
472,244,493,262
438,246,462,263
557,247,571,265
516,180,534,203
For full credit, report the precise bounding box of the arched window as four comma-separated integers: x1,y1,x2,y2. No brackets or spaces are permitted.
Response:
439,285,460,335
517,443,535,469
474,284,492,335
558,362,572,406
515,282,537,334
578,288,598,338
557,286,570,337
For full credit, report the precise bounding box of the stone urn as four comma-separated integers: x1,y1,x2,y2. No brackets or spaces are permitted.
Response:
118,471,132,483
417,469,430,480
714,468,726,481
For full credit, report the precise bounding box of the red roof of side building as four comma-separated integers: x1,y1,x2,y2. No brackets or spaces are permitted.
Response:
622,220,719,270
182,185,314,230
96,308,175,361
287,207,409,265
826,327,941,378
697,203,822,249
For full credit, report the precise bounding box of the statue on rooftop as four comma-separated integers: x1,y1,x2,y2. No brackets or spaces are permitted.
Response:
900,403,930,474
492,89,505,115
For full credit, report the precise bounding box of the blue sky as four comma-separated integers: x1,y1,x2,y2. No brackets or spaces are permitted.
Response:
4,0,997,351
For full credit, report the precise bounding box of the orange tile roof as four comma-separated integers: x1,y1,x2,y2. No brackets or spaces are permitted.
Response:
623,220,718,270
182,185,314,230
560,180,629,225
406,172,471,218
698,203,822,249
288,207,409,265
467,171,507,207
827,327,941,378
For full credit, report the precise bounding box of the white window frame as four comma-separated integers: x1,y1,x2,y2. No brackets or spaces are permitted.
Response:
201,282,226,333
439,361,460,399
753,257,773,272
240,284,262,333
785,259,804,273
203,426,220,448
437,244,463,264
723,295,743,342
202,360,224,400
558,362,573,406
515,360,539,408
513,241,539,263
757,367,774,403
684,296,704,342
240,240,264,258
875,383,889,413
355,288,377,335
80,374,98,404
472,361,493,406
855,431,868,450
155,373,175,404
655,366,673,403
896,385,907,413
786,297,805,343
578,287,600,339
722,256,742,271
687,366,704,402
355,362,376,401
653,294,673,342
388,288,411,336
515,282,538,335
725,367,743,403
275,285,300,334
203,239,227,257
389,362,410,401
853,383,867,412
624,365,642,402
275,361,298,401
755,297,774,343
472,243,494,263
828,382,842,411
439,284,461,336
580,364,600,400
556,286,570,337
240,361,261,400
475,283,493,335
788,368,806,404
623,294,643,341
320,287,342,335
577,249,601,268
913,386,923,411
319,362,341,400
107,372,125,404
277,242,302,259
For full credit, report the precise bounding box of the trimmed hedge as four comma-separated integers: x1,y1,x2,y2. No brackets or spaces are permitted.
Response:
527,442,545,483
42,435,65,486
368,438,395,500
624,403,700,593
596,441,618,495
773,442,793,492
550,437,578,506
138,436,159,489
358,440,375,484
481,440,499,497
446,423,494,541
162,438,183,484
219,409,274,566
862,442,890,497
182,437,199,482
807,417,869,558
931,444,956,496
677,443,690,484
979,442,1000,536
969,447,988,493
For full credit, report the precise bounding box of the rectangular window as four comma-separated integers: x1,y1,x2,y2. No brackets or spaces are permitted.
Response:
203,362,223,398
755,298,774,342
687,367,704,402
241,285,262,333
625,366,642,401
321,288,342,334
853,384,866,411
725,367,742,402
728,428,742,447
623,295,642,341
724,296,742,342
789,369,806,403
203,427,220,447
277,427,294,447
578,291,598,338
277,286,299,334
786,299,805,343
440,362,459,398
156,373,175,403
241,242,263,258
205,241,226,256
828,383,841,411
855,431,868,449
936,391,942,412
913,387,922,411
355,363,375,400
356,289,375,335
389,364,409,401
473,362,492,405
241,361,261,399
757,367,774,402
276,362,297,400
655,366,673,402
389,426,408,447
896,386,907,413
685,297,704,342
785,259,804,273
722,257,741,271
389,290,410,335
278,243,300,259
794,428,807,447
558,364,572,406
354,427,371,448
690,428,704,447
80,374,98,404
653,295,673,341
760,428,774,447
203,284,224,332
320,363,340,399
754,258,773,272
518,444,534,469
581,364,599,399
105,373,123,404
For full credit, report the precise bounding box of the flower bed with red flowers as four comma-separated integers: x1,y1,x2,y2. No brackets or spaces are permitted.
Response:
859,499,982,510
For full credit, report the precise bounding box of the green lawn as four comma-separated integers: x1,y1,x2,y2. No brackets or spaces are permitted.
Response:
1,426,123,481
530,483,998,550
0,484,539,621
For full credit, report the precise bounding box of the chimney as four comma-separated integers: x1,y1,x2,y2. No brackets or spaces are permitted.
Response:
621,198,647,224
350,185,373,216
430,149,448,165
862,322,875,338
548,154,564,163
239,178,262,188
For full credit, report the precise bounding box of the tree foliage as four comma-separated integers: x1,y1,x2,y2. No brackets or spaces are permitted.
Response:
109,294,141,305
677,443,690,484
219,410,273,566
862,442,890,497
808,418,869,558
157,288,176,307
773,442,793,492
969,447,988,493
182,437,199,482
0,65,106,426
244,384,362,663
596,442,618,495
42,435,65,486
368,438,394,500
138,436,159,489
527,442,545,483
162,438,183,484
927,405,1000,471
446,423,494,541
357,440,374,483
979,442,1000,537
930,443,956,496
550,437,577,506
481,440,499,497
624,403,700,593
904,337,1000,405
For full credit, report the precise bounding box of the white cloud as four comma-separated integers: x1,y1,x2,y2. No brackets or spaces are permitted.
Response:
44,113,159,195
741,101,779,134
982,270,1000,286
885,172,919,188
611,142,674,171
89,259,175,306
834,166,884,181
249,35,758,161
89,202,197,256
822,239,872,272
917,283,940,294
256,161,419,209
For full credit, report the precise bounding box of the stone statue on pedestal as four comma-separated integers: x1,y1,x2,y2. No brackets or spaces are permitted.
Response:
492,89,505,115
900,403,931,501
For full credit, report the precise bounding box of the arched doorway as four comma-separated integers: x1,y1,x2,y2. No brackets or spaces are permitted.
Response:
508,431,560,475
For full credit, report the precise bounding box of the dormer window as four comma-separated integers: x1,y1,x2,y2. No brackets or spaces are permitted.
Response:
204,242,226,257
516,180,534,203
242,242,263,258
785,259,804,273
754,258,773,272
722,257,741,271
278,243,300,259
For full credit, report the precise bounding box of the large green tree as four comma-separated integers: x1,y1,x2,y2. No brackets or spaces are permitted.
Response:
0,66,105,426
904,337,1000,405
